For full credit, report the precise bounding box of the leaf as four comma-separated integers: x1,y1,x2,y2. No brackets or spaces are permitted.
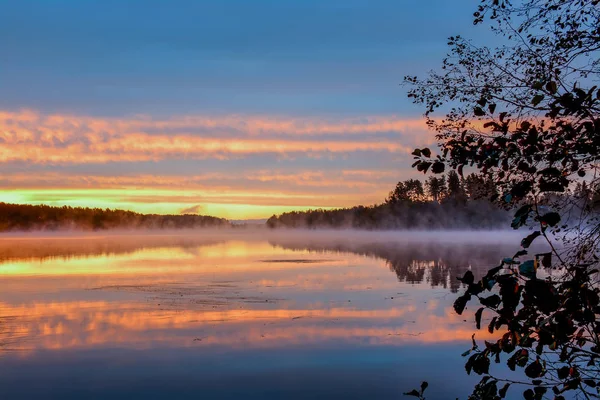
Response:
480,294,501,308
420,381,428,393
474,106,486,116
514,250,528,258
525,359,545,378
583,379,597,388
458,270,475,285
421,148,431,158
511,214,528,229
514,204,533,218
431,161,445,174
499,383,510,398
454,293,471,315
541,253,552,268
519,260,537,279
532,94,545,106
539,179,566,193
488,317,497,334
521,231,541,248
403,389,420,397
488,103,496,114
411,149,422,157
475,307,484,329
557,366,570,380
416,161,431,173
540,212,560,227
532,81,544,90
546,81,558,94
466,353,490,375
539,167,561,176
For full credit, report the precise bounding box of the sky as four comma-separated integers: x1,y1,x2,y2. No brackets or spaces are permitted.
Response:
0,0,482,219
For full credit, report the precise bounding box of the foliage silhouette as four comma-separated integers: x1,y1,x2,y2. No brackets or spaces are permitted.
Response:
267,171,507,230
0,202,229,231
406,0,600,398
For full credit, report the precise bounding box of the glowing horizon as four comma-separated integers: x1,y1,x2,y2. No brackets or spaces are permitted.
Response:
0,1,479,219
0,109,434,219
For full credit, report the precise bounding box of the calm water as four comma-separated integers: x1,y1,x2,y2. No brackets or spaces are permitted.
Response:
0,230,521,399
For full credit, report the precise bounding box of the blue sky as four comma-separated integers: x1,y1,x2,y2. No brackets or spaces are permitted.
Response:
0,1,485,218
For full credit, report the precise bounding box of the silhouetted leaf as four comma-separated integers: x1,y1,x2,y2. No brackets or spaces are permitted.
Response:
541,212,560,227
480,294,501,308
525,359,545,378
514,250,528,258
431,161,445,174
475,307,484,329
532,94,545,106
521,231,541,248
539,179,566,192
416,161,432,173
541,253,552,268
466,353,490,375
454,293,471,315
583,379,596,387
458,270,475,285
557,366,570,380
519,260,537,279
499,383,510,398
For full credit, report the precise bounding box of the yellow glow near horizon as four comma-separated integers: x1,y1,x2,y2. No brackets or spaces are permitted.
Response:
0,188,368,219
0,109,429,218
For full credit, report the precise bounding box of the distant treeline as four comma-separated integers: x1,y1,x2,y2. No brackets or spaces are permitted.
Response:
0,203,230,231
267,172,509,229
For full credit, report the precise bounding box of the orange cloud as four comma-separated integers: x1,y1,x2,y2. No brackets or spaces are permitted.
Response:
0,110,430,137
0,110,433,164
0,109,435,216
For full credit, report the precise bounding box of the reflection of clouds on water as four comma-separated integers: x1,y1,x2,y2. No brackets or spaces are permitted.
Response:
0,231,515,356
0,300,498,354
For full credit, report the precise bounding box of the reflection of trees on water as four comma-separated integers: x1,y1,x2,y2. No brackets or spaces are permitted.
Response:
0,233,514,293
0,236,229,265
269,239,512,292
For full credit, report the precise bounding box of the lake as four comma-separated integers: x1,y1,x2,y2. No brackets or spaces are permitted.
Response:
0,230,521,399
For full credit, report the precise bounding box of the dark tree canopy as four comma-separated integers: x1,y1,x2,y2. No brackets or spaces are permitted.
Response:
387,179,426,203
405,0,600,398
0,202,229,231
266,172,507,230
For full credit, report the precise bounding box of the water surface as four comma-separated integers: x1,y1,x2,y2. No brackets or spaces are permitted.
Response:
0,230,520,399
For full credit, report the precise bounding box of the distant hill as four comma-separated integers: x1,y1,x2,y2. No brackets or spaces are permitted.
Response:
0,202,230,231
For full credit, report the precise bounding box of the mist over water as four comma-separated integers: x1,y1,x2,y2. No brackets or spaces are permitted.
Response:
0,230,531,399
